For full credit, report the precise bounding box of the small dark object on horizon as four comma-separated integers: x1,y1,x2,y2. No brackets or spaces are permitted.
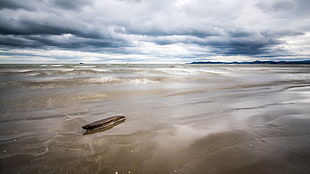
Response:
82,115,126,130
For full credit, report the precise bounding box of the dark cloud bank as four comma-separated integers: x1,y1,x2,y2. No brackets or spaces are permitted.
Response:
0,0,310,63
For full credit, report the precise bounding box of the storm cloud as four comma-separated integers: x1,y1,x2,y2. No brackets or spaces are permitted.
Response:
0,0,309,63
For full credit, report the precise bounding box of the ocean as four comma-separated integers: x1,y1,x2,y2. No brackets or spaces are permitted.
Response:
0,64,310,173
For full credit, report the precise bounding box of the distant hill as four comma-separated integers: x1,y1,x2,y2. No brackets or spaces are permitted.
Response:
190,60,310,64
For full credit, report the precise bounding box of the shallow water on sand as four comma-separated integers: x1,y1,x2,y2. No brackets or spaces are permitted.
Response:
0,64,310,174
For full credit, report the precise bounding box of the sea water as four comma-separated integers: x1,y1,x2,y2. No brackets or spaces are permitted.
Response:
0,64,310,173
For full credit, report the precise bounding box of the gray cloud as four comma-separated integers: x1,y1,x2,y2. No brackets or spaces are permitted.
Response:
0,0,91,11
51,0,92,10
0,0,35,10
0,0,310,63
256,0,297,12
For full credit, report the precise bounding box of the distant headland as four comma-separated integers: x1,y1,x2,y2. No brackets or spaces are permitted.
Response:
190,60,310,64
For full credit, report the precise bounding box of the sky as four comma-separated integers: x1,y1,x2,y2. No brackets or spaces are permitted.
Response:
0,0,310,64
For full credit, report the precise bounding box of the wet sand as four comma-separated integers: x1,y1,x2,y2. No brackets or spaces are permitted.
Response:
0,64,310,173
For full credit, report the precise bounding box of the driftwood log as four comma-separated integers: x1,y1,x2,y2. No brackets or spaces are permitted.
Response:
82,115,126,130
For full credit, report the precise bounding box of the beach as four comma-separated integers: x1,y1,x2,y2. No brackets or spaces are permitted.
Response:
0,64,310,173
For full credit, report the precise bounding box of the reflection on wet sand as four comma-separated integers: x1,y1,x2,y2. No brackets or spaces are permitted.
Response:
1,64,310,173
